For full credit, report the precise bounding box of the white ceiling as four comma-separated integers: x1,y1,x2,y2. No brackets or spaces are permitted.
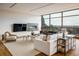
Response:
0,3,79,16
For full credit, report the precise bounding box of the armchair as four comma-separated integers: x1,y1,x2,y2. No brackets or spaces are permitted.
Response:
3,31,17,42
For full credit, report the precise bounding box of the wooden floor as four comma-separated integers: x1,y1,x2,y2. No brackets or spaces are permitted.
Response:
0,39,79,56
36,39,79,56
0,40,12,56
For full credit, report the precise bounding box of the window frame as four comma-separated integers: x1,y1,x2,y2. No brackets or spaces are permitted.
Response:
41,8,79,31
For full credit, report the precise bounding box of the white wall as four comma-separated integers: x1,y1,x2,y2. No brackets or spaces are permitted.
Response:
0,11,41,36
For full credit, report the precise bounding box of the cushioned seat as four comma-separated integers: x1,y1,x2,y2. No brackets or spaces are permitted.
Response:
3,31,17,42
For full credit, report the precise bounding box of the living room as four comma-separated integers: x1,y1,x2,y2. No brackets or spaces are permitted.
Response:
0,3,79,56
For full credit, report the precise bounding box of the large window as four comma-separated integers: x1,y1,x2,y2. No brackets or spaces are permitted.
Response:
51,18,61,26
41,9,79,34
44,18,49,26
63,16,79,26
63,10,79,34
51,13,61,17
43,15,49,26
63,10,79,26
50,13,61,32
50,13,61,26
63,10,79,16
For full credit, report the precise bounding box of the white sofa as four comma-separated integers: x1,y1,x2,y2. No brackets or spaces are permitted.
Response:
3,31,17,42
34,34,57,55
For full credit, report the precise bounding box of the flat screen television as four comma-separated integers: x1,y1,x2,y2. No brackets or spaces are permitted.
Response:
13,24,27,32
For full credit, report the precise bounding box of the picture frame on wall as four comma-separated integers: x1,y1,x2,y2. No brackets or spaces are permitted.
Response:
27,23,38,31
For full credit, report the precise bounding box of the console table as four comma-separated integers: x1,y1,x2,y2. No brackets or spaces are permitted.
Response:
57,35,76,55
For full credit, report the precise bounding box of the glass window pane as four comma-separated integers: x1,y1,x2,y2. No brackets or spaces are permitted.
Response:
51,13,61,17
51,18,61,26
43,15,49,18
63,10,79,16
44,19,49,26
63,16,79,26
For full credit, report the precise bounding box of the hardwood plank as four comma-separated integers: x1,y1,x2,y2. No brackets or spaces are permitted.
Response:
0,40,12,56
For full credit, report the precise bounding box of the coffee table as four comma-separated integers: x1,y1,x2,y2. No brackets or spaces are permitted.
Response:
17,35,27,40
